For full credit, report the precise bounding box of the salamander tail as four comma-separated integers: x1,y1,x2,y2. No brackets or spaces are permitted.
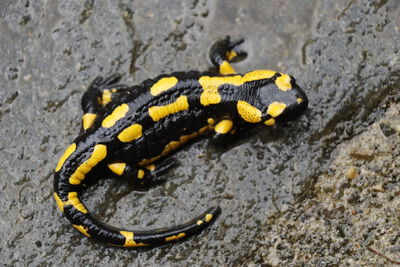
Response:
54,190,220,247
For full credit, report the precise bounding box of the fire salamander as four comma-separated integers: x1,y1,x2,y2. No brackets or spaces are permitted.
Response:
53,36,308,247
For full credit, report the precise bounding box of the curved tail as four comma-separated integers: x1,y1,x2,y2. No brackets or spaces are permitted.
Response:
54,187,220,247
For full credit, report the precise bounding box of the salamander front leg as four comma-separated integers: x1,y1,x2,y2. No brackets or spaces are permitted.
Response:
108,158,177,187
80,74,130,131
209,36,248,75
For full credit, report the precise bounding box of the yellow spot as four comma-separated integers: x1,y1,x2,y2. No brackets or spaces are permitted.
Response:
53,192,64,212
66,192,88,213
120,231,148,247
108,162,126,176
267,102,286,117
198,125,211,134
237,101,262,123
54,191,88,214
215,119,234,134
199,70,277,107
219,60,236,75
205,214,213,223
242,70,276,80
275,74,292,91
264,118,275,126
148,95,189,122
69,144,107,185
145,164,155,171
207,118,215,125
73,224,91,237
101,89,112,106
111,88,118,93
102,104,129,128
54,192,87,213
55,143,76,172
118,124,143,142
82,113,97,130
296,98,303,103
165,232,186,242
196,220,203,226
226,50,238,61
137,169,145,179
150,77,178,96
199,76,239,106
139,125,213,166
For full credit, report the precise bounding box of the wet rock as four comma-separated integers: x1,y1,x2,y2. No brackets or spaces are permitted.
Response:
0,0,399,265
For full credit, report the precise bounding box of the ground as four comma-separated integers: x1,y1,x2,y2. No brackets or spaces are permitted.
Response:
0,0,399,266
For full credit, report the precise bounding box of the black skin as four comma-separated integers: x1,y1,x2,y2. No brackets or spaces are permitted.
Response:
53,36,308,247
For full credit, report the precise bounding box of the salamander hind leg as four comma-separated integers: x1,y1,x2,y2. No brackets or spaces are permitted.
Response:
209,36,248,75
80,74,130,131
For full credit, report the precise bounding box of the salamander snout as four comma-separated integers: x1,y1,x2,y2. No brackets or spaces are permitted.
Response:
278,84,308,123
260,75,308,126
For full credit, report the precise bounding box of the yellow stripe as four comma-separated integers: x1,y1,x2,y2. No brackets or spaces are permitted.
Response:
117,124,142,142
108,162,126,176
82,113,97,130
55,143,76,172
275,74,292,91
199,70,277,107
66,192,88,213
264,118,275,126
101,89,112,106
73,224,91,237
226,50,238,61
145,164,155,171
237,101,262,123
102,104,129,128
69,144,107,185
199,76,241,106
148,95,189,122
120,231,148,247
242,70,276,80
54,191,89,214
150,77,178,96
219,60,236,75
267,102,286,117
137,169,145,179
139,125,213,166
53,192,64,212
165,232,186,242
215,119,233,134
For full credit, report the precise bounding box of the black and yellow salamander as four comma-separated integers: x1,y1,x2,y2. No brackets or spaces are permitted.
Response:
53,36,308,247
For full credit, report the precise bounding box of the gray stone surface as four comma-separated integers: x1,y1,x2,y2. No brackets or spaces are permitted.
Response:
257,102,400,266
0,0,398,266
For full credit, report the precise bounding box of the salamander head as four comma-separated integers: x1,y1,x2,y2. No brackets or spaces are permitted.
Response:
236,73,308,126
260,74,308,126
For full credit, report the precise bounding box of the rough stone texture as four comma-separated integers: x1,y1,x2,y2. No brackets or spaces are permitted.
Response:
0,0,399,266
255,102,400,266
